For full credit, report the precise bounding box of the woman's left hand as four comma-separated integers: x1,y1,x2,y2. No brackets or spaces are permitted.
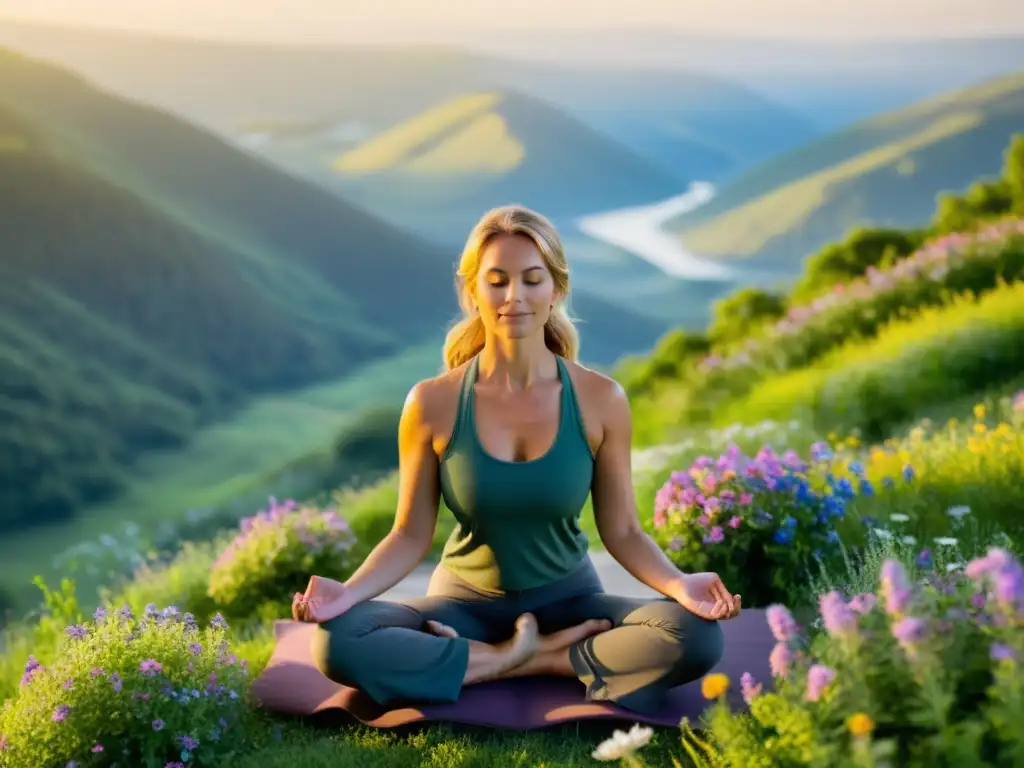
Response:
673,572,741,621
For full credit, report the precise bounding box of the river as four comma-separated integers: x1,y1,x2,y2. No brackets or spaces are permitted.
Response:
575,181,734,281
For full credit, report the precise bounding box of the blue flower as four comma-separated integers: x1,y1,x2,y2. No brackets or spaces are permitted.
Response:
859,479,875,497
774,527,795,545
848,461,865,475
902,465,915,483
882,476,895,488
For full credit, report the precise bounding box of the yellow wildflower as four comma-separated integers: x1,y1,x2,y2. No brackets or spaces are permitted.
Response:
701,673,730,700
974,423,987,434
846,712,875,737
974,404,986,420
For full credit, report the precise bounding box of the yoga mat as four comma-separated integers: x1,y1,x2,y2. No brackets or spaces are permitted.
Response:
251,609,775,729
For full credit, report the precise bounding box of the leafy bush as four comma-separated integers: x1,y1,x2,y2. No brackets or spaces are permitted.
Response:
721,279,1024,441
650,443,859,607
679,549,1024,767
792,226,927,302
206,498,358,620
0,603,251,767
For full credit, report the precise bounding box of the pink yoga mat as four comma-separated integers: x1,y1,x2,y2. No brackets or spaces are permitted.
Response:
251,609,775,729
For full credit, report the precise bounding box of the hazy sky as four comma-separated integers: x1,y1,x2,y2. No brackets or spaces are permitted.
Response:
1,0,1023,43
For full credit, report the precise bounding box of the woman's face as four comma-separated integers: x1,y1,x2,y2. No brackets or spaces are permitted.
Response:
473,233,559,341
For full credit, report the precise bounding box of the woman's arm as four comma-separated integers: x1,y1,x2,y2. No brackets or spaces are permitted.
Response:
590,382,737,618
341,381,442,605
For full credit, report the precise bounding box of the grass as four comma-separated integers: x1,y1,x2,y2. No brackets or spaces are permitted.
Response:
678,113,981,257
714,279,1024,437
404,111,525,173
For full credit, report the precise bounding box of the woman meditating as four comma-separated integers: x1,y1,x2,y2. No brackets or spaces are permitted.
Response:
292,205,742,715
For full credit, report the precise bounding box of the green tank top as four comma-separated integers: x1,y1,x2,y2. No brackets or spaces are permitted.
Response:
438,354,594,593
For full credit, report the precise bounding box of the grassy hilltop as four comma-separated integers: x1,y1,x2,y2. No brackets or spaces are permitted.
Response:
668,71,1024,270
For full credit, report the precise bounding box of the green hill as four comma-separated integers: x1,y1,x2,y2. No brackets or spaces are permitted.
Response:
0,49,667,532
0,20,819,188
667,71,1024,269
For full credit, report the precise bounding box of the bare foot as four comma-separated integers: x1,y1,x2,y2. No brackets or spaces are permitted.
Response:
460,613,540,685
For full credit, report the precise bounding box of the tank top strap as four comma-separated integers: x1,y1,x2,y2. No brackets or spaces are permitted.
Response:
442,355,479,462
556,357,593,457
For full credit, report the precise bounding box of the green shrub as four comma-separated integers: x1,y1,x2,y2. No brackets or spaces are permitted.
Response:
206,499,358,620
0,602,251,767
793,226,928,302
650,442,857,608
720,279,1024,441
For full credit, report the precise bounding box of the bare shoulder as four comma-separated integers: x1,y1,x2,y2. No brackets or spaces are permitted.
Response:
562,360,630,445
563,359,628,409
402,362,469,453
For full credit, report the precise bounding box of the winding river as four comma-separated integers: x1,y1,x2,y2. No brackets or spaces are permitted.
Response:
575,181,734,281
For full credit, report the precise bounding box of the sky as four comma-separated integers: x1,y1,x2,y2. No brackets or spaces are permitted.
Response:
1,0,1023,43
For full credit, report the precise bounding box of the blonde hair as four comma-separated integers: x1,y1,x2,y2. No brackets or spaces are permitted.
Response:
442,205,580,371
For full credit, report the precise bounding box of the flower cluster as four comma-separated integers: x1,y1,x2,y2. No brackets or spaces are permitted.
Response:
699,218,1024,376
0,604,250,767
651,442,862,606
685,549,1024,767
207,497,358,618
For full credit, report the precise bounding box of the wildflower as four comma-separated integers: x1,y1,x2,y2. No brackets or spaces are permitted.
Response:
847,712,875,738
991,643,1017,662
805,664,835,702
769,642,795,677
848,593,876,614
880,559,913,615
53,704,71,722
889,513,910,523
819,591,858,637
91,745,103,753
592,724,654,761
701,673,730,699
947,505,971,521
65,624,88,639
140,659,163,676
703,526,725,544
934,537,959,547
740,671,762,704
916,550,933,569
892,616,928,656
152,719,165,731
177,735,200,751
766,604,801,642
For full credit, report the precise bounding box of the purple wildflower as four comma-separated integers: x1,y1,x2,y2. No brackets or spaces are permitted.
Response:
110,672,123,693
892,616,928,656
880,559,913,615
805,664,836,702
178,735,200,751
211,613,229,630
140,659,163,676
152,719,165,731
766,604,801,642
53,705,71,723
89,667,105,677
65,624,88,639
91,744,103,753
769,642,795,678
819,591,858,637
740,671,762,704
991,643,1017,662
848,593,876,614
703,526,725,544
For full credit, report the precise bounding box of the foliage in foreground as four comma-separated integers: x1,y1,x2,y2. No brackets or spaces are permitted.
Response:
0,601,251,768
676,548,1024,768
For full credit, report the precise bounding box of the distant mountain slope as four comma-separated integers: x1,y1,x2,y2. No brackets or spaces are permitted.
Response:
323,88,685,240
666,71,1024,268
0,21,819,187
0,49,668,529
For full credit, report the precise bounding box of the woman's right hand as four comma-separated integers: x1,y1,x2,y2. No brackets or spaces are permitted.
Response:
292,575,357,623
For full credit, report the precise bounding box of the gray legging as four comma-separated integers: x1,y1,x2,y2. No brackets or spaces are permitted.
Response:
311,558,724,715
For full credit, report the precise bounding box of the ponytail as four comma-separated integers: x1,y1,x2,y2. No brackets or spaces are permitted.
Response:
442,313,487,370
